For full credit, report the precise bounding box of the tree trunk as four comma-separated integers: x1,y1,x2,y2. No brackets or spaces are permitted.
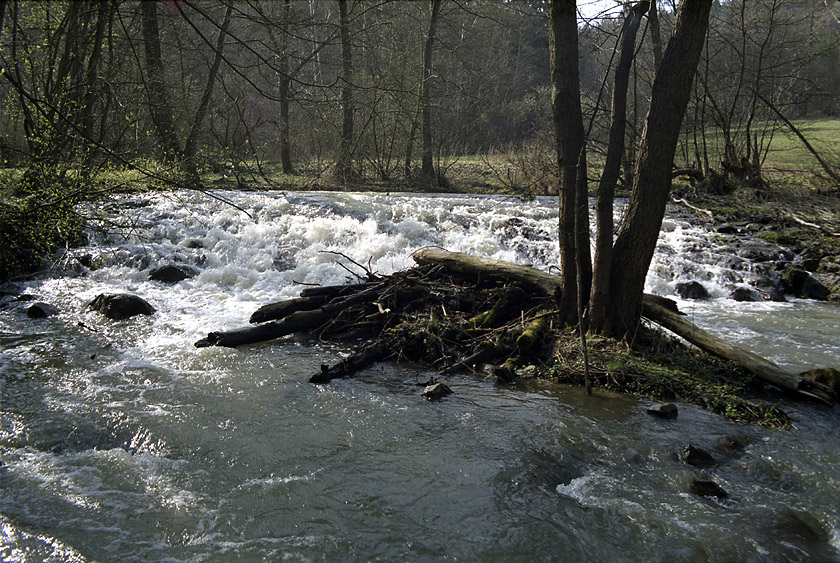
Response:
140,0,182,161
279,0,293,174
648,0,663,71
590,1,648,332
420,0,442,186
80,0,110,165
548,0,590,324
182,4,234,183
608,0,713,339
334,0,354,182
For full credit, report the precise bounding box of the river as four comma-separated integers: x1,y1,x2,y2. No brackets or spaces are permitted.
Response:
1,191,839,562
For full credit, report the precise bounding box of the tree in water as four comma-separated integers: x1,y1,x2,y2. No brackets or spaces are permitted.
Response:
549,0,714,340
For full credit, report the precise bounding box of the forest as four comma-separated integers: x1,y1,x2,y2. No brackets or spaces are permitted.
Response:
1,0,839,191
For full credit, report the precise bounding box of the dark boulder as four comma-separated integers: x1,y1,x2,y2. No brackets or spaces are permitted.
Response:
27,302,59,319
716,223,745,235
731,241,789,263
645,402,678,419
803,274,831,301
422,382,453,401
679,445,716,468
149,265,195,284
690,478,728,499
782,266,830,300
730,286,764,302
675,281,711,300
768,288,788,302
88,293,155,320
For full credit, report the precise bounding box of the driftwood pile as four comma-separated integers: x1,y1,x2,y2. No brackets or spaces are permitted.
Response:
195,249,836,406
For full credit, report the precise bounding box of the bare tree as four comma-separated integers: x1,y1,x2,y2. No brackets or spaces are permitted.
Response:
607,0,713,337
549,0,590,324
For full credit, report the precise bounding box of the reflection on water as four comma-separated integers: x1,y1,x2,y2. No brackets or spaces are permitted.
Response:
1,191,838,561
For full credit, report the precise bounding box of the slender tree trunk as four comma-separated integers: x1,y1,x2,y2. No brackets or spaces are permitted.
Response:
590,1,648,332
648,0,663,71
608,0,713,339
0,0,6,40
404,106,419,179
81,0,109,159
140,0,181,161
279,0,293,174
182,4,233,182
548,0,589,324
420,0,442,185
334,0,354,182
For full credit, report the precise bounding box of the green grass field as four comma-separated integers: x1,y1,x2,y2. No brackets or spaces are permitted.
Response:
679,118,840,172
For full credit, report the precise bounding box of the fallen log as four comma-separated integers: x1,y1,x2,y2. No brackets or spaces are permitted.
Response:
412,248,835,405
196,281,389,348
310,342,393,384
641,299,835,406
196,307,334,348
250,295,328,324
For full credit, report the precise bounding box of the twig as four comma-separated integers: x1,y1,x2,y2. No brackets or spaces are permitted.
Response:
790,214,840,237
673,197,714,221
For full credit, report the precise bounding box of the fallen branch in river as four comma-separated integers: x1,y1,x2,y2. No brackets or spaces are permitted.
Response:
413,249,835,406
195,249,835,409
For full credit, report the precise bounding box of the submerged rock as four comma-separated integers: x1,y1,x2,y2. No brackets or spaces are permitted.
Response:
679,445,716,468
646,403,678,419
690,478,728,499
715,435,752,457
88,293,155,320
422,382,453,401
675,281,710,300
27,302,59,319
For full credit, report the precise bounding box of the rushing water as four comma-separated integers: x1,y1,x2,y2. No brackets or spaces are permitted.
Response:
1,191,839,562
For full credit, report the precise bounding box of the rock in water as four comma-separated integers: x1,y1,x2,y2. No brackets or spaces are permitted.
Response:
680,444,716,468
27,302,59,318
690,478,728,499
675,281,711,300
422,382,453,401
88,293,155,320
730,286,764,302
149,265,194,284
646,403,678,419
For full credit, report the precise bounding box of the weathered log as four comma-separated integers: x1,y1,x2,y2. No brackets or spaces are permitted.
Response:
412,248,835,405
250,295,328,324
196,308,334,348
412,248,563,296
300,281,379,298
310,341,392,384
641,299,835,405
198,281,388,348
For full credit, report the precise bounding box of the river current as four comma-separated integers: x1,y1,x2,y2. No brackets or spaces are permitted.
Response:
1,191,839,562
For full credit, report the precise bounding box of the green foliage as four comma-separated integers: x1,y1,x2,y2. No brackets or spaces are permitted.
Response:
0,169,88,281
